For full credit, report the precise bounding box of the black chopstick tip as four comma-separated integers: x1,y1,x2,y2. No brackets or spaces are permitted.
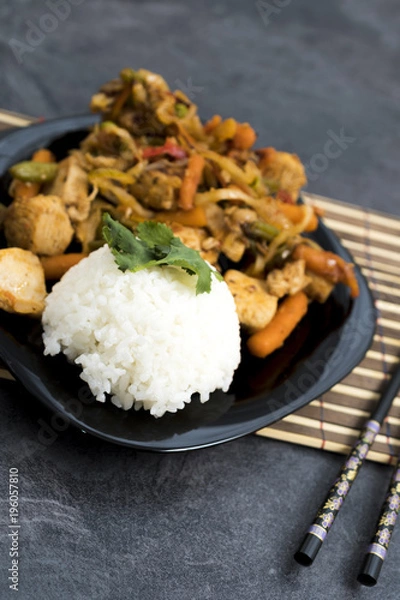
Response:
357,553,383,587
294,533,323,567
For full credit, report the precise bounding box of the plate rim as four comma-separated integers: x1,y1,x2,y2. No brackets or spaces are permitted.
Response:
0,116,377,452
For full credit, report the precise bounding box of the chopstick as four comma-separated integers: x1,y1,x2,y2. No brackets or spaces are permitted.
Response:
357,454,400,586
294,363,400,567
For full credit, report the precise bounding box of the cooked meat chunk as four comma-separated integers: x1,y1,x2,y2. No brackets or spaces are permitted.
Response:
131,171,181,210
204,204,254,263
257,147,307,201
224,206,258,230
70,149,124,172
45,155,91,222
79,123,138,171
170,223,220,265
0,248,46,316
224,269,278,332
74,200,109,253
204,204,226,238
266,259,311,298
220,232,247,263
4,195,74,256
305,271,335,303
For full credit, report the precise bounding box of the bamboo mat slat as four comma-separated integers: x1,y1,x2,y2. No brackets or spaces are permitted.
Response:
0,110,398,463
257,192,400,464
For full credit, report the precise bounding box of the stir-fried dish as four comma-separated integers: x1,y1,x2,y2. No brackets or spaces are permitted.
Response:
0,68,359,358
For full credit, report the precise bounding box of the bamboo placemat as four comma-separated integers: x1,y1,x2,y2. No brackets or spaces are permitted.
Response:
257,195,400,464
0,110,399,463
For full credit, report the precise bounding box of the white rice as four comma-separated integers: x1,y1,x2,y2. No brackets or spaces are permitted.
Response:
42,245,241,417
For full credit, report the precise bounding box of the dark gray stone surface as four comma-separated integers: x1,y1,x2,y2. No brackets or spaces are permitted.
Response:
0,1,399,599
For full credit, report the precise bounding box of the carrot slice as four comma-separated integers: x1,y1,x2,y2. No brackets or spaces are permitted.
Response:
276,201,319,232
292,244,359,298
203,114,222,134
40,253,87,280
247,291,309,358
178,154,205,210
32,149,55,163
13,148,56,201
155,206,207,228
232,123,257,150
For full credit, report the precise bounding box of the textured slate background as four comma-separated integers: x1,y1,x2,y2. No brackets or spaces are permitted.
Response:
0,1,399,599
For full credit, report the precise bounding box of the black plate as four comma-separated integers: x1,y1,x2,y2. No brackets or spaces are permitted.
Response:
0,116,376,451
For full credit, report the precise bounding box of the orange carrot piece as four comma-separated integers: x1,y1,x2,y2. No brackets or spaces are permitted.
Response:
247,291,309,358
40,253,87,280
178,154,205,210
13,148,56,201
276,201,319,232
12,181,40,202
155,206,207,228
203,114,222,134
232,123,257,150
292,244,359,298
32,149,56,163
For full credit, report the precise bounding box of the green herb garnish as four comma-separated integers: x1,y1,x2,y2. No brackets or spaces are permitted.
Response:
102,214,221,294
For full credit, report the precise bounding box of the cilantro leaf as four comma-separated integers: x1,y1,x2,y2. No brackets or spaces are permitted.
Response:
102,214,222,294
102,213,155,269
136,220,174,248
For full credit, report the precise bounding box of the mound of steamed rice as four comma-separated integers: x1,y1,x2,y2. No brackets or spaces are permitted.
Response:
42,245,241,417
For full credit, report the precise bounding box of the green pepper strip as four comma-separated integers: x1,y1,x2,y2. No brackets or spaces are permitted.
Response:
88,169,135,186
247,220,280,242
9,161,58,183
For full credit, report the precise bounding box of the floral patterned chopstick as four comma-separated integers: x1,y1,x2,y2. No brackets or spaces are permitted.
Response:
294,363,400,568
357,455,400,587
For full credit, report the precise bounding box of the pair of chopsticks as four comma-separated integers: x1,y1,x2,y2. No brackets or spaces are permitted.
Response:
294,364,400,586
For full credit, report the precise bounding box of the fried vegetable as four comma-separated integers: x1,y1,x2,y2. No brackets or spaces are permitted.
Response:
12,149,56,200
142,140,187,160
276,201,319,232
154,206,207,228
40,253,88,280
203,114,222,134
247,291,309,358
246,220,280,242
1,68,359,356
175,103,189,118
178,154,205,210
257,147,307,201
292,244,359,298
131,171,180,212
9,161,58,183
232,123,257,150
